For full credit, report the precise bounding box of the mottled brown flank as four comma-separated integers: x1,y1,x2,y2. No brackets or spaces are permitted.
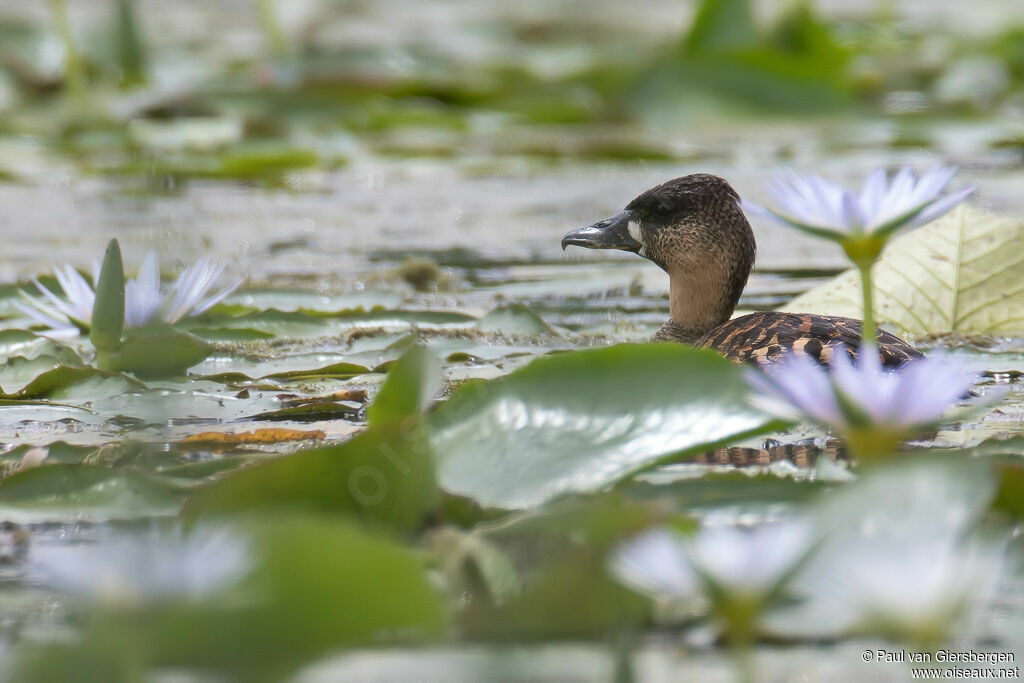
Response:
687,311,921,368
697,439,845,467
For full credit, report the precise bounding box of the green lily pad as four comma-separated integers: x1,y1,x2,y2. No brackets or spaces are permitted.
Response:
224,289,402,313
181,422,438,533
262,361,370,381
0,464,189,522
783,206,1024,335
0,356,144,399
476,304,556,336
428,344,783,509
0,330,81,364
246,401,360,421
105,328,214,379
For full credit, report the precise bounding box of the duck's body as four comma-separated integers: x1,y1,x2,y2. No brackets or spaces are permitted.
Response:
562,174,920,368
678,311,919,368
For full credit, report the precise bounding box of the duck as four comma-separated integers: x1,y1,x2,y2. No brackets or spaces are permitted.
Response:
561,173,920,368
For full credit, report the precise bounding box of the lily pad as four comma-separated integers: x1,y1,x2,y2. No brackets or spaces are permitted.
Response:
475,304,556,336
181,422,438,533
224,289,403,313
428,344,783,509
0,330,81,364
105,328,214,379
783,206,1024,335
0,357,143,400
0,464,189,522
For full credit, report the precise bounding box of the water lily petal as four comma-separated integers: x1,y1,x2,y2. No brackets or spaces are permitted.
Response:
611,529,697,599
857,168,888,217
909,184,978,228
757,166,973,238
32,526,251,604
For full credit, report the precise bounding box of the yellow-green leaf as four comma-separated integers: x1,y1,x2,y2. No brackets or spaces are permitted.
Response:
782,205,1024,336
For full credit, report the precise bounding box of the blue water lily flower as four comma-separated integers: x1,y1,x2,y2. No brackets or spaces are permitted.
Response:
612,519,814,601
742,164,976,240
16,250,242,337
745,346,1003,460
747,346,981,431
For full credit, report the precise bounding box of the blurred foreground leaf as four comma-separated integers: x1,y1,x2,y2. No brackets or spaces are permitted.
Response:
783,206,1024,335
182,422,438,533
367,344,440,425
767,455,997,639
10,516,447,683
429,344,783,509
459,495,662,639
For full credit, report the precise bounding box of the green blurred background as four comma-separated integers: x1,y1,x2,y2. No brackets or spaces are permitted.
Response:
0,0,1021,286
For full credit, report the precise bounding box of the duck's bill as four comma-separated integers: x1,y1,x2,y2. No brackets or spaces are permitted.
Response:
561,210,641,252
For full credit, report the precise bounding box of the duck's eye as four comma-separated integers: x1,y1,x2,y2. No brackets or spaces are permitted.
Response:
655,202,674,216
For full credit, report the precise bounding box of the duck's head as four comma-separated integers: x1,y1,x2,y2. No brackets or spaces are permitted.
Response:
561,174,756,338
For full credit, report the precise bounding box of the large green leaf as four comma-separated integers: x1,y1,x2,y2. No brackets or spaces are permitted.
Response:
367,345,440,426
181,422,438,533
783,206,1024,335
460,495,660,639
428,344,782,509
9,516,447,682
148,517,447,678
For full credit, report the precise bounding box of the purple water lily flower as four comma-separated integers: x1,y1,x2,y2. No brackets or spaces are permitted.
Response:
742,165,976,239
746,345,982,432
611,519,814,601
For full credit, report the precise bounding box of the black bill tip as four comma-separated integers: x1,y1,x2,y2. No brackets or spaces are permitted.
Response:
560,210,640,253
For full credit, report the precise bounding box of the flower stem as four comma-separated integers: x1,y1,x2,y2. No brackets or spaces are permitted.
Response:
731,637,755,683
256,0,290,59
47,0,86,101
857,261,877,350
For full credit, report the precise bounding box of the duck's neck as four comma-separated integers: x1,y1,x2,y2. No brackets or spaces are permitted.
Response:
662,267,736,343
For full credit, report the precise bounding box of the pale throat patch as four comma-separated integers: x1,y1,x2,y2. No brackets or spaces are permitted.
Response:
627,220,643,245
627,220,645,255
